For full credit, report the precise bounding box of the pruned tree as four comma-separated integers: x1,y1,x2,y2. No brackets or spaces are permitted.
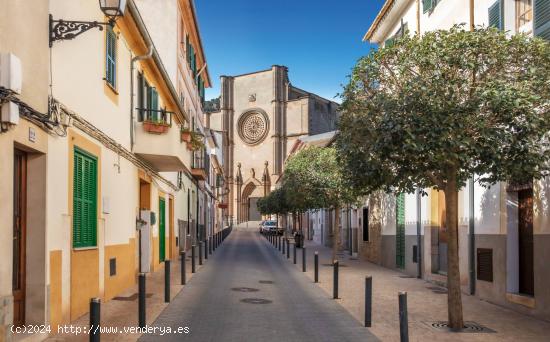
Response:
337,26,550,329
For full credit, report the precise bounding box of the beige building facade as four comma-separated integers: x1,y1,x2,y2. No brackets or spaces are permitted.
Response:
208,66,339,224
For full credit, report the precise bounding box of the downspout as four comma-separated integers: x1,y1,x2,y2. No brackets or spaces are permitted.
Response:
130,45,153,151
416,188,422,278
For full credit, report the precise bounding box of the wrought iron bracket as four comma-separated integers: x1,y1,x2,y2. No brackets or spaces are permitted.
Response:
49,14,113,47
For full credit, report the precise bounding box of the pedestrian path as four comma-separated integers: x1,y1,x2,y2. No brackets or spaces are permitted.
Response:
139,229,377,342
285,237,550,341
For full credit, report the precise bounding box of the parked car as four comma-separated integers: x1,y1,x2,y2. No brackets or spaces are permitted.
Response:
260,220,283,235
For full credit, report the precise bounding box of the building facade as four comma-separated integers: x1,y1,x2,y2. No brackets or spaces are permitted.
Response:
0,1,222,340
208,66,339,224
352,0,550,321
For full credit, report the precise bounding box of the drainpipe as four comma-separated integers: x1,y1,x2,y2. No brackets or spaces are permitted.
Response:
130,45,153,151
469,178,476,295
416,188,422,279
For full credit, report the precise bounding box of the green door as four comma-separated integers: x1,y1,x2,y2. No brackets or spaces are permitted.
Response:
159,198,166,262
396,193,405,269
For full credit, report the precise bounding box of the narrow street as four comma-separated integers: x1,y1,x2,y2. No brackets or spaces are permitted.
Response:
139,228,376,342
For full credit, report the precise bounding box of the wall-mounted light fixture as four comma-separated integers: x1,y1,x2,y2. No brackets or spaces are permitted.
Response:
49,0,127,47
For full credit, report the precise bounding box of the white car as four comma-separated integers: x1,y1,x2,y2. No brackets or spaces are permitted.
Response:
260,220,282,235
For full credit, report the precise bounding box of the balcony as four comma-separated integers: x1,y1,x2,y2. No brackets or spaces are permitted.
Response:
191,150,208,181
134,110,189,172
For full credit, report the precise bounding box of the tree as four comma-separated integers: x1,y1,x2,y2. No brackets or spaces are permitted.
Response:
284,146,357,259
337,26,550,330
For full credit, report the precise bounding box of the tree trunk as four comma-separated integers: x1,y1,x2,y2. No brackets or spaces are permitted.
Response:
332,207,340,261
444,180,464,330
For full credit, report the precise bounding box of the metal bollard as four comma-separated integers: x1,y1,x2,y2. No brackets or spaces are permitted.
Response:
278,236,282,252
138,273,146,328
282,238,285,254
286,239,290,259
191,245,196,273
164,260,170,303
302,247,306,272
333,260,339,299
209,236,212,254
205,239,208,260
365,276,372,327
399,292,409,342
199,242,203,266
90,298,100,342
293,243,297,264
180,251,186,285
314,252,319,283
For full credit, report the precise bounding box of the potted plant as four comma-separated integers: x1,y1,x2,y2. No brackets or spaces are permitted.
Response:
143,119,170,134
181,127,192,143
186,131,205,151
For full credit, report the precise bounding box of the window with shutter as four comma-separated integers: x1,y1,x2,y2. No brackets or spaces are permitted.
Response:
151,88,159,121
73,148,98,248
489,0,504,30
423,0,433,13
534,0,550,40
106,26,117,88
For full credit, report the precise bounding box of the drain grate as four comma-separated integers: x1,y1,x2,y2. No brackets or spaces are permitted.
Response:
231,287,259,292
426,286,448,294
259,280,274,284
322,263,348,267
426,321,495,333
240,298,272,304
113,293,153,301
398,275,415,279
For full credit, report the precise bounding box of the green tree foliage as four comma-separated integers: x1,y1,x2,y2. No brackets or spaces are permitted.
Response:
337,26,550,329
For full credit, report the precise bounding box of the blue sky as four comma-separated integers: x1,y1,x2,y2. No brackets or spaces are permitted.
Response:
195,0,385,102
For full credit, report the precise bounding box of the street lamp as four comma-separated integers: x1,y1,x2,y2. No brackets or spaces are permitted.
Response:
49,0,127,47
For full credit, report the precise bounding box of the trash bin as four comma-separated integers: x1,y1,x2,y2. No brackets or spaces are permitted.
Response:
294,232,304,248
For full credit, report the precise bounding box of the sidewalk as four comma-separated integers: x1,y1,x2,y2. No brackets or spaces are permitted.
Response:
274,236,550,342
43,247,213,341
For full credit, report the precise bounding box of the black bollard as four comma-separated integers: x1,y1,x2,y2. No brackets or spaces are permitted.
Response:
180,251,186,285
138,273,146,328
293,243,297,264
365,276,372,327
199,242,203,266
399,292,409,342
282,238,285,254
302,247,306,272
333,260,339,299
286,239,290,259
164,260,171,303
314,252,319,283
205,239,208,260
191,245,196,273
90,298,100,342
278,236,282,252
209,236,212,254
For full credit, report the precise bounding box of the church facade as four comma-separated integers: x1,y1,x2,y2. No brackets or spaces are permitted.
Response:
208,65,338,223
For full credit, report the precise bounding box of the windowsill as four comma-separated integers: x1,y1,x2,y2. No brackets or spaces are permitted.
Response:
506,292,535,308
73,246,98,252
104,80,119,95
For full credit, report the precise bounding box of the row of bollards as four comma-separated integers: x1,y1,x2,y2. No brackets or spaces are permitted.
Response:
88,226,233,341
262,230,408,342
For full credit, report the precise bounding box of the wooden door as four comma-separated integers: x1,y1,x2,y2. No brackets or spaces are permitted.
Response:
518,189,534,296
159,198,166,262
13,149,27,326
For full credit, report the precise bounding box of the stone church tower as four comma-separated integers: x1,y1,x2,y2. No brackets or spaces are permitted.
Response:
208,65,338,223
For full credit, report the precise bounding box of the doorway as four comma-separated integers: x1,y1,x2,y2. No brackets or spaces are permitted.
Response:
159,198,166,262
396,193,405,269
248,197,261,221
518,188,534,296
13,149,27,326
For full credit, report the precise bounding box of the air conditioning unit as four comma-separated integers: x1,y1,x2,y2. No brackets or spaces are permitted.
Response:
1,101,19,125
0,53,22,94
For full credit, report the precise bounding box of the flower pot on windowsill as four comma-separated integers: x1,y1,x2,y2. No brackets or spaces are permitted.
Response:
143,121,169,134
181,131,192,143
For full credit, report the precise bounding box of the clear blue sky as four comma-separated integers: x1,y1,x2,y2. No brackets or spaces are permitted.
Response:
195,0,385,102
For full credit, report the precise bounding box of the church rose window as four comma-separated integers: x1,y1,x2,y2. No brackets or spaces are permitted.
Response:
238,110,269,145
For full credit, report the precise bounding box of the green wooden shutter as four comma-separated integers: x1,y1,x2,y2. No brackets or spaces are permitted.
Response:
423,0,433,13
534,0,550,40
159,198,166,262
151,88,159,121
488,0,503,30
106,27,117,87
73,149,98,248
396,193,405,269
